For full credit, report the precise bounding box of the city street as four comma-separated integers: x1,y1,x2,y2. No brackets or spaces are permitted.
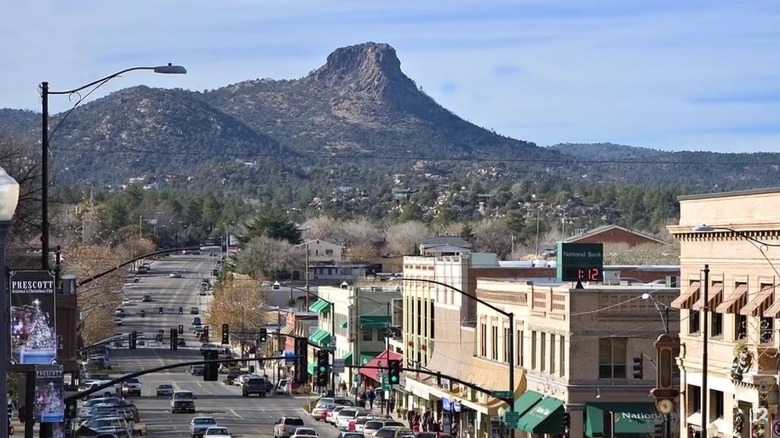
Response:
108,255,338,438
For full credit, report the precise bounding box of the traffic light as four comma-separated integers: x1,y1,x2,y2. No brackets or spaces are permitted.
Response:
178,324,184,335
159,306,164,314
170,328,178,351
140,309,145,318
221,324,230,345
129,331,137,349
294,337,308,384
259,328,268,343
562,412,571,430
316,349,330,387
179,307,183,315
65,400,78,419
632,355,644,379
203,350,219,381
387,359,401,385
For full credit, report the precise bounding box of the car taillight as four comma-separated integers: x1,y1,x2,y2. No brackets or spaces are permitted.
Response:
348,420,356,431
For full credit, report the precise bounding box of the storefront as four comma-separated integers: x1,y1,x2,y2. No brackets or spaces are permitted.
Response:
584,403,670,438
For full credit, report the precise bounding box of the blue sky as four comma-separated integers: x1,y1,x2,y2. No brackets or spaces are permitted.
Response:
1,0,779,153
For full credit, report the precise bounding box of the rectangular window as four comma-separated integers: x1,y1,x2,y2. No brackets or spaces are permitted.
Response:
735,314,747,340
518,330,524,368
712,389,724,419
504,328,510,363
688,310,701,334
480,323,487,357
559,336,566,377
362,329,372,341
549,335,556,375
598,337,627,379
430,303,435,339
540,333,547,372
711,312,723,338
689,385,701,413
531,331,537,370
491,326,499,360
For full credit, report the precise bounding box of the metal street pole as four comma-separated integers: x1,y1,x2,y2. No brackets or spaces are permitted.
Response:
701,265,709,435
39,64,186,271
0,220,11,438
305,243,310,309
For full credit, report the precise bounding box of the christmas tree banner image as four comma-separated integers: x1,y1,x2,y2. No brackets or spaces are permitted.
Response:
35,364,64,423
9,270,58,365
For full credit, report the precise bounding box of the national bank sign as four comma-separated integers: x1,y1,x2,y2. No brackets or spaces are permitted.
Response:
616,411,679,423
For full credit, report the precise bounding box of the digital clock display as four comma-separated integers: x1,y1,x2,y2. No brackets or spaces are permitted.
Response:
562,266,603,282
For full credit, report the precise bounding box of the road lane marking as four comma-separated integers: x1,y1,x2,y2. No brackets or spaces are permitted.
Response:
230,409,244,419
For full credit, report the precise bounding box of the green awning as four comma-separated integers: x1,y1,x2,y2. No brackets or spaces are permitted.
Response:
308,329,332,347
342,353,353,366
360,315,391,329
516,397,564,434
309,299,331,314
340,320,348,328
307,362,315,375
585,403,658,437
360,352,381,365
514,391,545,416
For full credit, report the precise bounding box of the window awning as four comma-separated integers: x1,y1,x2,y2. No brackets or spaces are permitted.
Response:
740,285,775,316
692,283,724,311
715,284,749,314
671,281,700,309
764,294,780,318
585,402,658,437
360,315,391,329
309,329,332,346
280,325,295,335
340,320,348,329
513,391,544,417
359,350,403,381
515,396,564,434
342,352,353,366
360,352,381,366
309,299,331,314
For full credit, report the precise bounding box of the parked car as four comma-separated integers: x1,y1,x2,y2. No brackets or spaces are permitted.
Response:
190,416,219,438
290,428,318,438
142,294,152,302
273,417,305,438
225,369,244,385
338,434,364,438
191,307,200,315
327,406,348,425
372,427,412,438
311,398,354,421
169,272,183,278
155,383,175,397
79,381,120,399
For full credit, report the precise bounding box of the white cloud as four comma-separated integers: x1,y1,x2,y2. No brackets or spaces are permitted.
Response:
1,0,779,152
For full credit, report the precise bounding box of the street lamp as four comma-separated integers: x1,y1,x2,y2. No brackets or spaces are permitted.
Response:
40,63,187,269
0,166,21,437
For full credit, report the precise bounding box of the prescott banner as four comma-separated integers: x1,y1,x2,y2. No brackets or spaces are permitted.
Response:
9,270,58,365
34,364,64,423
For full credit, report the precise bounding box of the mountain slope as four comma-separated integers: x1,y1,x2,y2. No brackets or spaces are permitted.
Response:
47,86,288,183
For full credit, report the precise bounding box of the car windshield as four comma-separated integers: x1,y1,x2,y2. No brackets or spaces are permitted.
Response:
365,422,383,429
195,418,216,424
174,392,194,399
284,418,305,425
295,429,316,435
158,384,172,389
384,422,405,427
207,428,229,435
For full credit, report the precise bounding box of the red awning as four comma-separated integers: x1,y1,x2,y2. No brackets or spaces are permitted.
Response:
359,350,403,382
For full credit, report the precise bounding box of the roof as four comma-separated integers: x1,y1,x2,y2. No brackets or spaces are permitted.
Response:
565,224,668,245
677,186,780,201
421,236,473,249
358,350,403,381
422,245,472,254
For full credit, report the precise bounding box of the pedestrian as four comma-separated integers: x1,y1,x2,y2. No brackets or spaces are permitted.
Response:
422,409,431,432
367,389,376,410
389,396,396,413
407,409,415,426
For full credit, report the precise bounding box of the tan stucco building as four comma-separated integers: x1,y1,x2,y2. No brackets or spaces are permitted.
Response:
668,188,780,438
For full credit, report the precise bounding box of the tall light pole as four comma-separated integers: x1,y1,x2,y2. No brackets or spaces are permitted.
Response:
40,63,187,269
0,167,21,438
701,265,709,435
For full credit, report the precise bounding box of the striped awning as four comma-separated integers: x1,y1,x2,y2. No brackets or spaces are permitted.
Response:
692,283,724,311
715,284,749,314
671,281,700,309
740,285,775,316
309,299,331,314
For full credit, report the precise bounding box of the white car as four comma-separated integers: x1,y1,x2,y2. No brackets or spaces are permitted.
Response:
327,406,348,425
121,298,132,306
204,427,231,438
169,272,183,278
291,428,318,438
336,409,366,431
79,381,120,399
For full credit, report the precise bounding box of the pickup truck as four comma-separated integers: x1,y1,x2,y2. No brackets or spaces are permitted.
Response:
171,390,196,414
121,378,142,396
79,381,121,399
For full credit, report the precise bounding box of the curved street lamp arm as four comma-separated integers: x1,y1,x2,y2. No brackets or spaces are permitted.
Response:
47,64,185,95
404,277,511,318
696,225,780,247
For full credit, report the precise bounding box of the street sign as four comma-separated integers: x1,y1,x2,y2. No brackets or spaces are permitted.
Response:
333,359,345,373
492,390,513,399
771,420,780,438
381,374,390,390
504,411,520,427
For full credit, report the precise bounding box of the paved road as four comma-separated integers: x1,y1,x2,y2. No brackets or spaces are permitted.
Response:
108,255,341,438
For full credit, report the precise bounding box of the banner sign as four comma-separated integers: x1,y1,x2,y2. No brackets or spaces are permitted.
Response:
35,364,64,423
9,270,58,365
